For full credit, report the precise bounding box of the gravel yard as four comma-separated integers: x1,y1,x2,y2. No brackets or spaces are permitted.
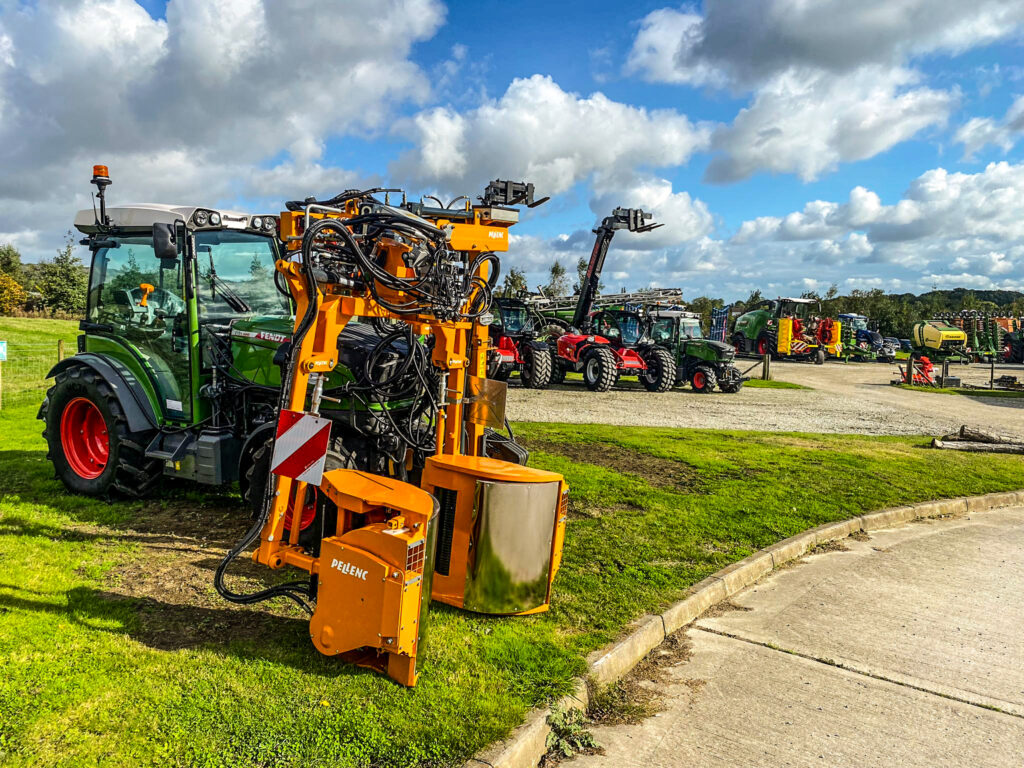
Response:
506,359,1024,438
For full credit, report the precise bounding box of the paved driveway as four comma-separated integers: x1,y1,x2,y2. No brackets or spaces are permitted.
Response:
570,507,1024,767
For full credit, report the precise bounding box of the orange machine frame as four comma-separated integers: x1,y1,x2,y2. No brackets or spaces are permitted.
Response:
252,197,567,685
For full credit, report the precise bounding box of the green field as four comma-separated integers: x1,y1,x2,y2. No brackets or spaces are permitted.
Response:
742,378,811,390
2,318,1023,767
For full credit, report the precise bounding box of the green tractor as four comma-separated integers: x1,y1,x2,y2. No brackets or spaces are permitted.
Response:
38,167,520,506
731,297,841,365
647,309,742,393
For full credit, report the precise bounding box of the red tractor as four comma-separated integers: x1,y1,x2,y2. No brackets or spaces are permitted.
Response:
487,296,553,388
547,208,674,392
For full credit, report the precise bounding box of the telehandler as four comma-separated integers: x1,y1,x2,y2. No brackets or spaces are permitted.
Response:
544,208,675,392
41,168,568,686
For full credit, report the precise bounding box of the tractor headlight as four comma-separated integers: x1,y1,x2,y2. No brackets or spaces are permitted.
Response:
263,216,276,232
252,216,263,229
193,210,209,226
209,212,222,225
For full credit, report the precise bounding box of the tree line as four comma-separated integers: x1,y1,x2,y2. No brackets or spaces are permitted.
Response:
498,260,1024,338
0,235,88,316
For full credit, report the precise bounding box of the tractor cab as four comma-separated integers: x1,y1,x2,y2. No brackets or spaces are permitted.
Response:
78,212,285,422
591,309,648,348
76,192,286,425
492,297,537,337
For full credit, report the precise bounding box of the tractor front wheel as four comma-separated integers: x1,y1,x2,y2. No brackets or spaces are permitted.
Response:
639,346,675,392
42,366,162,497
520,345,553,389
718,366,743,393
582,347,618,392
691,365,718,394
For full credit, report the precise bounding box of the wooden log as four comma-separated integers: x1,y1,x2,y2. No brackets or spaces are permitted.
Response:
958,426,1024,446
932,439,1024,454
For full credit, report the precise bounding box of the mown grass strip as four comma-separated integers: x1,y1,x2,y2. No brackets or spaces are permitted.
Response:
1,318,1023,767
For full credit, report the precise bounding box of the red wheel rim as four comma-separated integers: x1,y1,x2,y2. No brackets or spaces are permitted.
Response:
283,495,317,532
757,338,767,355
693,372,706,389
60,397,109,480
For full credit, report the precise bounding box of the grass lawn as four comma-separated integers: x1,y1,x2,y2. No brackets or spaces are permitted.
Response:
742,379,812,390
895,384,1024,399
2,318,1023,767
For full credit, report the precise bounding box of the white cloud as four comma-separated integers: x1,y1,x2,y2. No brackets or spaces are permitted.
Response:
722,162,1024,293
628,1,1024,88
392,75,712,196
706,67,953,183
0,0,445,260
956,95,1024,158
624,1,1024,182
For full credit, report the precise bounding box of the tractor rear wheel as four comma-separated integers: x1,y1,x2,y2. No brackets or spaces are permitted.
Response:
582,346,618,392
41,366,162,497
520,345,553,389
691,365,717,393
639,346,675,392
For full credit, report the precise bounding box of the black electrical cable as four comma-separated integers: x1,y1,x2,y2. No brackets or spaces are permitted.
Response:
214,228,323,613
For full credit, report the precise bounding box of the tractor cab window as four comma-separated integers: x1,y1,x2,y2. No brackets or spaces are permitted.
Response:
602,312,643,345
86,232,191,419
849,317,868,331
499,303,532,334
780,301,815,319
679,319,704,339
196,231,288,319
650,317,676,343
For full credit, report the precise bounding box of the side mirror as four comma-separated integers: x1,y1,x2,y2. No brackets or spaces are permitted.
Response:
153,223,178,262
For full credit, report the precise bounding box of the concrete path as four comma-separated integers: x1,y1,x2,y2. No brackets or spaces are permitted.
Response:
570,507,1024,767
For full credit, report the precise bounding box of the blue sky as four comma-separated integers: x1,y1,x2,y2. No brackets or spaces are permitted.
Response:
1,0,1023,300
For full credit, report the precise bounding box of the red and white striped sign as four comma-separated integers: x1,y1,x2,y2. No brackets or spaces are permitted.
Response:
271,410,332,485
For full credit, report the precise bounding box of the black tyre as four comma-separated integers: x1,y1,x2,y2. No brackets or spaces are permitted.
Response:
41,365,162,497
550,351,567,385
814,348,826,365
582,346,618,392
691,365,717,393
520,344,553,389
756,333,773,357
242,433,355,548
639,346,675,392
718,367,743,393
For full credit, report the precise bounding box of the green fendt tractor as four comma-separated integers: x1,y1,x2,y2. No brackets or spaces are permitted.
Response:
38,167,524,505
647,309,742,393
731,297,841,365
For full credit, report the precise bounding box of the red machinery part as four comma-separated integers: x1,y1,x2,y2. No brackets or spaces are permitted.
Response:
60,397,109,479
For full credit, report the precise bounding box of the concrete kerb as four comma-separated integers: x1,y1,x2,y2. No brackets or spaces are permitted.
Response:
459,491,1023,768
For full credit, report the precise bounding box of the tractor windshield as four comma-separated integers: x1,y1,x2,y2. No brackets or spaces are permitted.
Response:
499,303,532,334
779,300,817,320
650,317,676,344
196,231,289,319
850,317,868,331
679,318,703,339
598,312,644,345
